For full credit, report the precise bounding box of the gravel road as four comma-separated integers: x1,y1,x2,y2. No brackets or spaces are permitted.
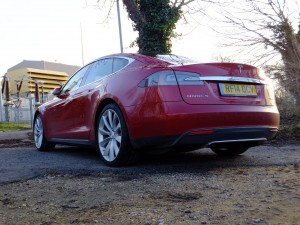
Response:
0,141,300,224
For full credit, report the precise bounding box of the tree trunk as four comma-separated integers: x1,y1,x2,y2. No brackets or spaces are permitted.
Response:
123,0,180,56
295,95,300,116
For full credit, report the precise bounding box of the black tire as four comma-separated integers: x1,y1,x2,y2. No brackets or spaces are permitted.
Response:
97,104,137,166
210,144,249,156
33,114,55,151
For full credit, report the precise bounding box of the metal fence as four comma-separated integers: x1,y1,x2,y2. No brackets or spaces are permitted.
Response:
0,98,35,128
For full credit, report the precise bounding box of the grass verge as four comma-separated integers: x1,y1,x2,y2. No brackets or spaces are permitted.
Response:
0,123,31,132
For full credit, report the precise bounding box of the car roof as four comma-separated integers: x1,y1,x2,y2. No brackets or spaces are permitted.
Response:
103,53,171,66
90,53,197,68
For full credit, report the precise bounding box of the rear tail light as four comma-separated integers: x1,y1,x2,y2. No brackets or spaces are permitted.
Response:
138,70,204,87
138,70,183,102
175,72,205,86
138,71,177,87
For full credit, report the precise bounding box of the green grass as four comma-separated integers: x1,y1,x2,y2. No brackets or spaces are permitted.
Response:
0,123,31,132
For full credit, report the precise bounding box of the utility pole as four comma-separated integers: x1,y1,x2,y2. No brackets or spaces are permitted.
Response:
40,81,44,103
4,76,10,103
0,76,3,122
116,0,123,53
34,80,39,104
3,75,10,122
15,80,20,100
80,23,85,66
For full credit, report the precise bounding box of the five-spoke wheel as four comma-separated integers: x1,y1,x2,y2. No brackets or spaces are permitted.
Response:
33,114,55,151
98,104,136,166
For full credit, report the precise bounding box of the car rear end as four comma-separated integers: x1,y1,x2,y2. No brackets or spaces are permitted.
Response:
132,61,279,151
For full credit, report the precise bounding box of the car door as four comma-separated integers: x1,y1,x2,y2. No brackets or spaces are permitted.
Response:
71,58,114,139
44,66,89,139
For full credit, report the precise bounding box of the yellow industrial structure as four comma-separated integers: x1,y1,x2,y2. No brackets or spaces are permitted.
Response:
7,68,68,94
6,60,80,99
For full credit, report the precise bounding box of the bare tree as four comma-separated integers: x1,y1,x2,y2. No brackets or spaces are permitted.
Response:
217,0,300,113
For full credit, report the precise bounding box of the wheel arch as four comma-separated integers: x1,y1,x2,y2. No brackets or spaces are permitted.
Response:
32,109,47,136
33,109,50,138
33,110,42,132
93,98,132,141
33,110,41,122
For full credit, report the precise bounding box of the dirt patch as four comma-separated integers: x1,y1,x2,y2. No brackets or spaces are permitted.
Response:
0,139,34,148
0,132,34,148
1,124,300,224
0,165,300,225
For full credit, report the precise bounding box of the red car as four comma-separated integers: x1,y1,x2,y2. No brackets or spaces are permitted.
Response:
33,53,279,166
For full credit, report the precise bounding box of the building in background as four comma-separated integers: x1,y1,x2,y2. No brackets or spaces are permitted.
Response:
8,60,79,77
6,60,80,101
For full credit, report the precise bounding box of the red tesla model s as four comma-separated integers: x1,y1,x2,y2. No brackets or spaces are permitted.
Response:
33,53,279,166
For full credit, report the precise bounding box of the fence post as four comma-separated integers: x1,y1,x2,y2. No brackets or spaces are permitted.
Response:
28,97,34,129
0,84,3,122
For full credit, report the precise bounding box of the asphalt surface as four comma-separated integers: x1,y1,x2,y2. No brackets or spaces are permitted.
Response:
0,139,300,184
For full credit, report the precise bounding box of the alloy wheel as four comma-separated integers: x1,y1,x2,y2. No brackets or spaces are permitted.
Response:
34,116,44,149
98,109,122,162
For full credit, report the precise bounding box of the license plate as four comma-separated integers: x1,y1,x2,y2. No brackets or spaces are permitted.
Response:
219,83,257,97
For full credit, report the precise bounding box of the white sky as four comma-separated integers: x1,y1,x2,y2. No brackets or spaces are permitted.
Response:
0,0,224,78
2,0,299,81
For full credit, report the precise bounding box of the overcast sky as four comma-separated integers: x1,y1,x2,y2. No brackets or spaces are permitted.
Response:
2,0,299,81
0,0,226,79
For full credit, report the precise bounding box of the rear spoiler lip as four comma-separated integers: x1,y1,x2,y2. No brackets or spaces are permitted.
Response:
198,76,266,84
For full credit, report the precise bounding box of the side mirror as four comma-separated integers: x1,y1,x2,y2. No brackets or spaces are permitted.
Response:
52,87,61,96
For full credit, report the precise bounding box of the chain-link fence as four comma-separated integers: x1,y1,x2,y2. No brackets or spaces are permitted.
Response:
0,98,35,128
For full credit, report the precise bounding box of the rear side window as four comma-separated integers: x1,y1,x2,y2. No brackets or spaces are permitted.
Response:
84,58,113,85
62,66,89,93
113,58,129,72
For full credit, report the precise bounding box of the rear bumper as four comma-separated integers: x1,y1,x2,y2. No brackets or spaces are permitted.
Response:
132,126,278,151
125,101,280,140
